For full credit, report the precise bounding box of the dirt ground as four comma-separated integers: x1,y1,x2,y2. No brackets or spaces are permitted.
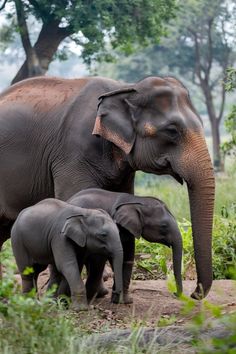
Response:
36,269,236,332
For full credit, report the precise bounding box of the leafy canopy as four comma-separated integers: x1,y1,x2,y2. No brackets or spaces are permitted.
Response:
0,0,177,64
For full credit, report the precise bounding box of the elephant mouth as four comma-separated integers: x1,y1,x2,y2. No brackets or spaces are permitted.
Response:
172,171,184,185
154,157,183,185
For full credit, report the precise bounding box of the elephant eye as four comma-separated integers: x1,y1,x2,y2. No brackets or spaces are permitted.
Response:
159,223,169,235
163,124,180,140
98,231,107,237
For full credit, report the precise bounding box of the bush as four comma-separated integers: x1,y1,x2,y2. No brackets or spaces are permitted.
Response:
0,244,76,354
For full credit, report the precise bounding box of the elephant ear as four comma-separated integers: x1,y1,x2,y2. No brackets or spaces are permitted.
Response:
92,87,137,154
112,199,143,238
61,215,86,248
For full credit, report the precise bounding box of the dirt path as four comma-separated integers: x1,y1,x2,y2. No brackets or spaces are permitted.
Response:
37,270,236,331
74,279,236,331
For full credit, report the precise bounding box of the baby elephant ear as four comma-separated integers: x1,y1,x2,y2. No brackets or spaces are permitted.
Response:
114,204,142,238
61,215,86,248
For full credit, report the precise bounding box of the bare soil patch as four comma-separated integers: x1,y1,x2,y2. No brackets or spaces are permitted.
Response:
36,269,236,332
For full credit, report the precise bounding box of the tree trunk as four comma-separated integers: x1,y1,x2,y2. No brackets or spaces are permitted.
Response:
201,81,224,171
210,118,223,171
11,21,71,85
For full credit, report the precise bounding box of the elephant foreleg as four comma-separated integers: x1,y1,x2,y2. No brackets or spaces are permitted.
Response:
119,232,135,304
62,266,88,311
53,247,88,311
85,255,107,303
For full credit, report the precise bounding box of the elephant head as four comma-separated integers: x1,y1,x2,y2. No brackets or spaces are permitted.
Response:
93,76,215,299
111,196,183,295
62,209,124,299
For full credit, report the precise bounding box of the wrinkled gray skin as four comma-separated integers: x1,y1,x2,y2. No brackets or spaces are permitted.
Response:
11,198,123,311
64,188,183,303
0,75,215,299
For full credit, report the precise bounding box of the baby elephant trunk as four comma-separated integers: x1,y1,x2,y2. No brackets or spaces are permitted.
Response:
171,230,183,296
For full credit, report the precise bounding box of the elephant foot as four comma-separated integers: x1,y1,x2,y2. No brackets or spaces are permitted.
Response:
70,302,89,312
96,286,109,298
122,292,133,304
71,294,88,312
111,291,123,304
191,283,205,300
111,292,133,304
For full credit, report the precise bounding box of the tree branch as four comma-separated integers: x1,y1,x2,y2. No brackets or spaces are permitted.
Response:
210,74,224,91
14,0,33,56
27,0,54,23
217,83,226,123
206,17,214,79
188,28,204,83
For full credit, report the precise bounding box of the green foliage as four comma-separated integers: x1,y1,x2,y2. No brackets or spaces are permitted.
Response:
164,280,236,352
194,311,236,353
96,0,236,82
212,205,236,279
221,68,236,157
224,67,236,92
0,243,76,354
1,0,177,66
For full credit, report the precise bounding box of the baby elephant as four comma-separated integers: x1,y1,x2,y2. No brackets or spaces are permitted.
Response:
11,198,123,311
67,188,183,303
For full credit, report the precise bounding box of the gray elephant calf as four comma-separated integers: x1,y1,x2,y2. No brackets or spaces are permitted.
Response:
66,188,183,303
11,198,123,311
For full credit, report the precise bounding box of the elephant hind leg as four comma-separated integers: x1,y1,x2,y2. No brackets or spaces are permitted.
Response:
21,273,35,293
33,264,48,293
21,264,46,294
47,264,63,294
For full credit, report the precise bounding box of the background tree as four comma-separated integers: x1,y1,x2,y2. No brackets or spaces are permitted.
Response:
96,0,236,170
168,0,236,170
221,67,236,157
0,0,177,84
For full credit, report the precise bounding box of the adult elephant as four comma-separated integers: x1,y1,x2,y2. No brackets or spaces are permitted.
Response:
0,75,215,299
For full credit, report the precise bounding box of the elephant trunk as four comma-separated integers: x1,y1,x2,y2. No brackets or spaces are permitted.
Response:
180,131,215,299
111,249,124,302
171,230,183,296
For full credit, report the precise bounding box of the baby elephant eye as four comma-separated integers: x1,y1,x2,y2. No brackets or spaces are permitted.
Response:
159,223,169,235
98,231,107,237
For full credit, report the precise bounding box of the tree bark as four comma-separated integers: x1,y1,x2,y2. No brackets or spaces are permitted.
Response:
11,19,72,85
201,81,223,171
